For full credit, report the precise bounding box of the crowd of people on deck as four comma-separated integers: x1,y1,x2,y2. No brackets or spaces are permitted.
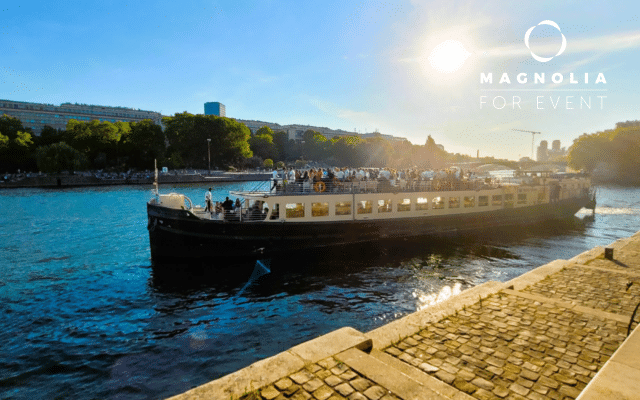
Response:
204,188,264,220
205,188,243,214
204,166,484,220
269,166,475,193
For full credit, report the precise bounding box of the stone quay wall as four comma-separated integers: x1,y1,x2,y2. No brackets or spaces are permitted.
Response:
0,172,271,189
167,231,640,400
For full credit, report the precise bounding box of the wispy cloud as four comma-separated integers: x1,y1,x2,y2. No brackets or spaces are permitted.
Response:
483,30,640,58
308,97,377,127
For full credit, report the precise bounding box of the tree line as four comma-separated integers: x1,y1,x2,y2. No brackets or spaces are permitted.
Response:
1,112,514,174
0,114,166,173
567,123,640,184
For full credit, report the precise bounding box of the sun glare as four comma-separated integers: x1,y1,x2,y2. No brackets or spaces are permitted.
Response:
428,40,471,73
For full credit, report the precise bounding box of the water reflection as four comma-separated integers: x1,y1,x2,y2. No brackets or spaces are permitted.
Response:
414,282,463,311
149,262,256,294
5,183,630,400
146,217,588,312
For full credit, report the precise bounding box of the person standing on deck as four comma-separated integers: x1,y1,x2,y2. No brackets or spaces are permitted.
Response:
204,188,213,213
271,169,279,191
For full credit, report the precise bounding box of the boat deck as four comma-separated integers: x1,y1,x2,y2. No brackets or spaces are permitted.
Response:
237,178,498,197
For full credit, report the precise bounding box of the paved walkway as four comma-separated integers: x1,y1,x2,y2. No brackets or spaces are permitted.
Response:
168,232,640,400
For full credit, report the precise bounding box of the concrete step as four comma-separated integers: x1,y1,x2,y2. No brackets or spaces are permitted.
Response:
336,347,474,400
370,349,476,400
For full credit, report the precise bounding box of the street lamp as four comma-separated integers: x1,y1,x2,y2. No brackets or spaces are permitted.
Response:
207,138,211,173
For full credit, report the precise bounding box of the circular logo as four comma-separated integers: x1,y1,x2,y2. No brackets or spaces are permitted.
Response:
524,20,566,62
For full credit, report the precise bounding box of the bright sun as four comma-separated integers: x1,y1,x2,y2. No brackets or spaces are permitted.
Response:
428,40,471,74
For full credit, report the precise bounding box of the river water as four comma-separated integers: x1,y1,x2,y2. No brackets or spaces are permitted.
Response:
1,183,639,399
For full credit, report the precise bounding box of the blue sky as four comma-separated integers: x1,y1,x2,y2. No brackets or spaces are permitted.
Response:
2,0,640,159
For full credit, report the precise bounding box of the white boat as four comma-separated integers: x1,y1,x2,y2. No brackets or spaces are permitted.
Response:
147,172,594,263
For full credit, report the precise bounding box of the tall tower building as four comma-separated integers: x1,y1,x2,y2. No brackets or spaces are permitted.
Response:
548,140,566,161
537,140,549,162
204,102,226,117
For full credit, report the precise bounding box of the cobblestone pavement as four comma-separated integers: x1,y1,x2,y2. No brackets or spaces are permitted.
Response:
587,242,640,273
384,293,627,400
239,357,401,400
524,265,640,316
220,236,640,400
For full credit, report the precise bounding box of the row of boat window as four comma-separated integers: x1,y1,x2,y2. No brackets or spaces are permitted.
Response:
275,193,541,218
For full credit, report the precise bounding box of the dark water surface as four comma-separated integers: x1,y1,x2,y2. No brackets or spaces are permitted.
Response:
1,183,639,399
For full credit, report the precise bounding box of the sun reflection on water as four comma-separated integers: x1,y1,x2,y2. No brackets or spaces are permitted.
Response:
413,282,463,311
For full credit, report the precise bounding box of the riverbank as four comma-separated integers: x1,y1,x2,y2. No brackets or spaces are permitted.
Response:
168,231,640,400
0,171,271,189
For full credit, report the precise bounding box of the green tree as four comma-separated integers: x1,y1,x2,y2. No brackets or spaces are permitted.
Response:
389,138,416,168
121,119,165,169
166,150,185,169
4,131,35,170
14,131,33,148
330,135,361,166
0,114,27,138
255,126,274,137
37,126,65,147
608,126,640,183
65,119,121,167
241,156,264,169
263,158,274,168
113,121,130,166
0,133,8,149
249,126,277,160
356,136,394,167
409,135,446,169
0,115,36,171
272,130,293,161
163,113,252,168
35,142,89,173
566,125,640,184
302,130,329,161
567,131,612,173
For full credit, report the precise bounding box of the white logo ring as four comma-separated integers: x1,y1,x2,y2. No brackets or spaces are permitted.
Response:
525,20,567,62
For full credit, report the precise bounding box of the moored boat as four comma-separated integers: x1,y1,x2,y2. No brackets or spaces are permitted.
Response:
147,170,595,264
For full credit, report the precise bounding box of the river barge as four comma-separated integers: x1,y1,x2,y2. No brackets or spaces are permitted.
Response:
147,171,595,263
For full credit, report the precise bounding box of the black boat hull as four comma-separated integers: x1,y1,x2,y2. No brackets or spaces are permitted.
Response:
147,196,590,264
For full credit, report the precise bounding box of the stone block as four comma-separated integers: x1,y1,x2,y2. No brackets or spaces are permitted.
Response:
350,378,372,392
275,378,294,391
303,378,324,392
363,385,387,400
290,370,314,384
324,375,343,387
260,385,281,400
493,385,510,398
284,384,301,396
435,369,456,384
509,382,530,397
471,377,495,391
316,370,332,380
334,383,354,397
313,385,334,400
453,377,477,394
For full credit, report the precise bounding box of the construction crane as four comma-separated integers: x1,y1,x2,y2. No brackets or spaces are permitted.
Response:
512,129,541,160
